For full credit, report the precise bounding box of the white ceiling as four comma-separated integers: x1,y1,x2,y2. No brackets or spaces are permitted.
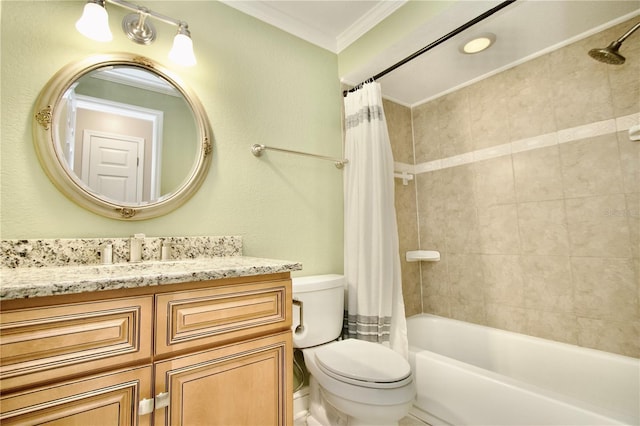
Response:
223,0,640,106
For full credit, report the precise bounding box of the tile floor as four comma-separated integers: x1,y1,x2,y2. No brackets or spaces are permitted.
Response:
399,414,431,426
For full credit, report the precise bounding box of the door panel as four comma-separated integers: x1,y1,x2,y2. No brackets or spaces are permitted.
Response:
154,332,292,426
0,366,152,426
81,130,144,203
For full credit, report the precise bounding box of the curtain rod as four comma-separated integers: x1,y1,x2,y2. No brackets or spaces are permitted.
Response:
343,0,517,96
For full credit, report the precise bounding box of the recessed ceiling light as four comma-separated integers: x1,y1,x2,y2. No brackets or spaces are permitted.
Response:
460,33,496,54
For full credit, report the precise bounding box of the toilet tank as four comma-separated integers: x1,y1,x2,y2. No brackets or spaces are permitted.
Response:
292,274,344,348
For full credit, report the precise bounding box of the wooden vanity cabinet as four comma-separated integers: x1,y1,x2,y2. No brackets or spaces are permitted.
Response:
0,273,293,426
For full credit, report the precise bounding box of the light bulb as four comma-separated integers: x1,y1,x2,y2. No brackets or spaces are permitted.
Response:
75,1,113,42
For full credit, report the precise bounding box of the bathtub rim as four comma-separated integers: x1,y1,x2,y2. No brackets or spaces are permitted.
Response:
406,313,640,425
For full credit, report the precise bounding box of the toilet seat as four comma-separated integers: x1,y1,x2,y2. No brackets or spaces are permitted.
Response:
313,339,412,389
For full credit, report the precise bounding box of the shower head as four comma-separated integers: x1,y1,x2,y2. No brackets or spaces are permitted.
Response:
589,21,640,65
589,41,625,65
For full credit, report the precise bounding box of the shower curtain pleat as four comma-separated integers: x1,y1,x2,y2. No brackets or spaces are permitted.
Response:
343,82,408,359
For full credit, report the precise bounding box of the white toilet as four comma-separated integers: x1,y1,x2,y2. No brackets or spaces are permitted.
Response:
292,274,415,426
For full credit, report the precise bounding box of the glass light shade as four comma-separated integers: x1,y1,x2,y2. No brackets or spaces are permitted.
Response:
169,33,197,67
75,2,113,42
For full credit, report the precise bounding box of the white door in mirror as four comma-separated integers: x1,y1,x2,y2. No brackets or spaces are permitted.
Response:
81,131,144,203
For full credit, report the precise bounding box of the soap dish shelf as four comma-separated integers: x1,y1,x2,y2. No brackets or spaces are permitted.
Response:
406,250,440,262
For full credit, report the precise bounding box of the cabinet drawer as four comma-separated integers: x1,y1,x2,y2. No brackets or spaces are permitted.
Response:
156,279,291,356
0,296,153,393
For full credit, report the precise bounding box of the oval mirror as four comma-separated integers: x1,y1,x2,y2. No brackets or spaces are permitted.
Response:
33,53,212,220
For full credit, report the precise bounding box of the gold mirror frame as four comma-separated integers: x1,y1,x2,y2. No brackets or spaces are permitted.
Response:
33,53,212,220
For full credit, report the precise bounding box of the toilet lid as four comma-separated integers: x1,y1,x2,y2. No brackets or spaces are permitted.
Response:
314,339,412,389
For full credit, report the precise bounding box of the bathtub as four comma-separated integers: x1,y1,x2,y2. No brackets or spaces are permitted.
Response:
406,314,639,426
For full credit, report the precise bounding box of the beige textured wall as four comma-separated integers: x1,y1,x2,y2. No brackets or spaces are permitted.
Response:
391,18,639,357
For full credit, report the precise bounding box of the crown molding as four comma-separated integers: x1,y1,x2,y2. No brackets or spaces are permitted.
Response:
219,0,338,52
220,1,407,53
336,0,407,53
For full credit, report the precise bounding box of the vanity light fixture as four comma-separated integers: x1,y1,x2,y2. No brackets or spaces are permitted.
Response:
460,33,496,54
75,0,197,66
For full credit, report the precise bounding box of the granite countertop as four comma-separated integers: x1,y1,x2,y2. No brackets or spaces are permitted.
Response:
0,256,302,301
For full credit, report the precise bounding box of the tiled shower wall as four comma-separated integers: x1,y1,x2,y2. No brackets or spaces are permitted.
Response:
390,18,639,357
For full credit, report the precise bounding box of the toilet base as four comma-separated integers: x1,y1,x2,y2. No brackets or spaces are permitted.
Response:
307,376,348,425
307,376,404,426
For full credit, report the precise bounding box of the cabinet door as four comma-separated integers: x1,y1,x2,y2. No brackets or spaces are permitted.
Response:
154,331,292,426
0,365,153,426
0,296,153,393
155,279,291,357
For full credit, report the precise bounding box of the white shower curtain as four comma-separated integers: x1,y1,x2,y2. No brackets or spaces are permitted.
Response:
343,82,408,359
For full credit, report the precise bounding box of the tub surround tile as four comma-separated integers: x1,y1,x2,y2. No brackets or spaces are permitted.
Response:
449,298,486,324
565,194,632,258
618,130,640,194
477,204,521,254
468,76,511,151
510,133,558,154
504,56,558,142
517,200,570,256
422,293,451,318
481,255,525,307
445,204,481,254
549,35,614,130
402,261,422,317
485,303,527,334
513,146,565,203
626,193,639,259
526,310,578,346
384,99,414,165
557,119,617,145
411,101,441,163
616,113,640,132
474,156,516,207
420,258,452,316
572,257,638,322
437,90,474,158
447,254,485,303
577,317,640,358
521,256,573,313
559,134,624,198
401,110,634,178
609,43,640,117
420,256,450,299
442,165,477,210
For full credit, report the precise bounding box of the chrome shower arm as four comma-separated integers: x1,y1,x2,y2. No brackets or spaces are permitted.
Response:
616,21,640,43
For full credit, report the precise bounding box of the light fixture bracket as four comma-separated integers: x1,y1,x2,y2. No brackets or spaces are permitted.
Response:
122,12,156,45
